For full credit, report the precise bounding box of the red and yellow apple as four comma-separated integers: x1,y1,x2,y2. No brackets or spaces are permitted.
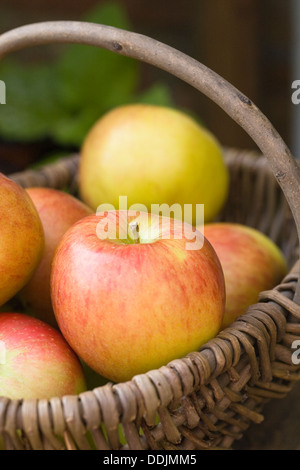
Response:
202,222,288,329
0,312,86,399
51,210,225,383
18,187,92,326
0,174,44,307
79,104,229,225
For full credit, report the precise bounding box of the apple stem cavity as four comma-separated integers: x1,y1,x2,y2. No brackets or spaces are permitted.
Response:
0,340,6,365
129,220,140,244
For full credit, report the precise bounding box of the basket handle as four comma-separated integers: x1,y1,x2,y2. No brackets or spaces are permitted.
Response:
0,21,299,301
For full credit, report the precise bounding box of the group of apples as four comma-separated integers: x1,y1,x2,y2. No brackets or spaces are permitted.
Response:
0,104,288,400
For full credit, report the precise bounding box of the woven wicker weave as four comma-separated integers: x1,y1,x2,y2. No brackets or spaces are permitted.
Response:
0,22,300,451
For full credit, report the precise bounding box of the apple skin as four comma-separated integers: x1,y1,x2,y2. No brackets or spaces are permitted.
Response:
50,210,225,383
0,174,44,308
0,312,87,400
202,222,288,329
18,187,93,327
78,104,229,225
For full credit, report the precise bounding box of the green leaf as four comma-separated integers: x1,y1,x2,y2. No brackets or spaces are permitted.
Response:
137,82,175,107
0,1,175,148
51,1,139,145
0,61,62,141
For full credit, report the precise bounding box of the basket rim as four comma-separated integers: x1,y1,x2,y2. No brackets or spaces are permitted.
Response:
1,149,299,432
0,260,298,450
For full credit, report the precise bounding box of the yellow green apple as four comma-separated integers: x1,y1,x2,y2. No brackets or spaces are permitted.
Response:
0,174,44,307
50,210,226,383
0,312,86,399
18,187,93,327
202,222,288,329
78,104,229,225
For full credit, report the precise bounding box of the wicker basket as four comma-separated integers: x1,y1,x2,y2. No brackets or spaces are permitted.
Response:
0,22,300,451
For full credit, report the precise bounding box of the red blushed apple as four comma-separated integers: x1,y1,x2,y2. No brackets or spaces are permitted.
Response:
18,188,92,327
0,312,87,399
50,210,225,383
202,222,288,329
0,174,44,308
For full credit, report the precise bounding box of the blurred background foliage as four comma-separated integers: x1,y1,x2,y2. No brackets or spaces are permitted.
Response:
0,2,174,166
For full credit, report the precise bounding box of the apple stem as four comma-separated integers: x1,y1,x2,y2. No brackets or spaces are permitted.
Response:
129,220,140,244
